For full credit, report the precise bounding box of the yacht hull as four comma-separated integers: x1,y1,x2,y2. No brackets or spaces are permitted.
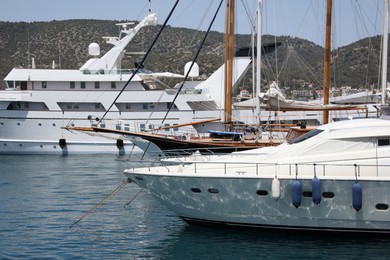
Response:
124,167,390,233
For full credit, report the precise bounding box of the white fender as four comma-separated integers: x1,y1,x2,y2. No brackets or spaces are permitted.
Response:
272,176,281,199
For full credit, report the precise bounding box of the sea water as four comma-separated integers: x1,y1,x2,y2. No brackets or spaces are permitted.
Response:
1,154,389,259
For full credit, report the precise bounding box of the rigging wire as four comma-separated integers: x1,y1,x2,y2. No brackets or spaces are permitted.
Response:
97,0,180,125
157,0,225,131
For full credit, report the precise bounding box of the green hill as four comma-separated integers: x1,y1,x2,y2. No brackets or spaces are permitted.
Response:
0,19,387,96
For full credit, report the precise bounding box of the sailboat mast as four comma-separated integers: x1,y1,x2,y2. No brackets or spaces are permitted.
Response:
256,0,263,125
224,0,234,127
382,0,389,106
323,0,332,124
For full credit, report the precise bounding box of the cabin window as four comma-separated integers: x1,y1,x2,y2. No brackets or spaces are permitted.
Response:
322,192,334,198
125,103,131,110
167,102,177,109
81,82,86,89
111,82,116,89
58,102,105,111
70,82,75,89
378,139,390,146
143,103,155,110
164,124,170,131
41,81,47,89
95,82,100,89
256,190,268,196
288,129,323,144
191,188,201,193
6,81,14,88
376,203,389,210
173,124,179,131
20,81,27,90
140,124,146,131
208,188,219,194
6,101,48,111
95,103,103,110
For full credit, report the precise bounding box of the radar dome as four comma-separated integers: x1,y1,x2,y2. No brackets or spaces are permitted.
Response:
88,43,100,56
184,62,199,77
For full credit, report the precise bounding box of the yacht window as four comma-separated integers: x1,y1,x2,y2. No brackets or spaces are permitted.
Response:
70,82,75,89
58,102,105,111
20,81,27,90
81,82,86,89
95,103,103,110
173,124,179,131
95,82,100,89
6,101,48,111
378,139,390,146
41,81,47,89
111,82,116,89
143,103,155,110
125,103,131,110
256,190,268,196
167,102,177,109
164,124,170,131
7,81,14,88
288,129,323,144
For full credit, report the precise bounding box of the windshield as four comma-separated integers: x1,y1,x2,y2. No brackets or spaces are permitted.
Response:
288,129,324,144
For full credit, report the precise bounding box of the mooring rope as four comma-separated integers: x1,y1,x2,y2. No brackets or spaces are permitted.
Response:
70,179,132,228
124,188,144,209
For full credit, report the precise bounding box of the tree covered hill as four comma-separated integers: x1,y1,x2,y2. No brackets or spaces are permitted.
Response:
0,19,387,95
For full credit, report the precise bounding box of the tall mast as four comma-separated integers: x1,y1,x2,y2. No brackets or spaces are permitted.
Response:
323,0,332,124
224,0,234,127
256,0,263,125
382,0,389,106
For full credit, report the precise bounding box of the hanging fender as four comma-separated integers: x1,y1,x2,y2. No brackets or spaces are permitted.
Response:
292,180,301,208
312,176,321,205
352,182,362,212
116,139,124,149
271,176,281,199
59,138,66,149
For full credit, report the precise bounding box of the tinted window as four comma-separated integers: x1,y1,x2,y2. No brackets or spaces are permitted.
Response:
288,129,323,144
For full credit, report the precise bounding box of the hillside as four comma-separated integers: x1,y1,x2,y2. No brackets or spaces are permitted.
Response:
0,19,387,95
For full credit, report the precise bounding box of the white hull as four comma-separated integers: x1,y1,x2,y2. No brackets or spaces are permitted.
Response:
124,173,390,233
124,118,390,233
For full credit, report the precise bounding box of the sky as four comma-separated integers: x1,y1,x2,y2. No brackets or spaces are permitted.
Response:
0,0,387,47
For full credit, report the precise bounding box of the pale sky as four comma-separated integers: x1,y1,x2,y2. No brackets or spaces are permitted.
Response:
0,0,386,47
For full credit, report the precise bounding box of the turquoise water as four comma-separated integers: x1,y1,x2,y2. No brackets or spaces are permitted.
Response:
0,154,389,259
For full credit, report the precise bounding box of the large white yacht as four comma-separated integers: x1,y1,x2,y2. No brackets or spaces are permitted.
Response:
0,13,255,155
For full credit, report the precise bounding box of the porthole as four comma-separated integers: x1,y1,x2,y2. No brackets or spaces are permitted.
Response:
19,144,23,147
376,203,389,210
135,176,144,181
17,123,20,126
256,190,268,196
3,143,7,146
303,191,312,197
208,188,219,194
40,145,43,148
322,192,335,198
0,122,3,125
53,146,57,149
191,188,201,193
38,123,42,126
52,123,56,127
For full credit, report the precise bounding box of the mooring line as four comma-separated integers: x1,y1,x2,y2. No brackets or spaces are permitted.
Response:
70,179,132,229
124,188,144,209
